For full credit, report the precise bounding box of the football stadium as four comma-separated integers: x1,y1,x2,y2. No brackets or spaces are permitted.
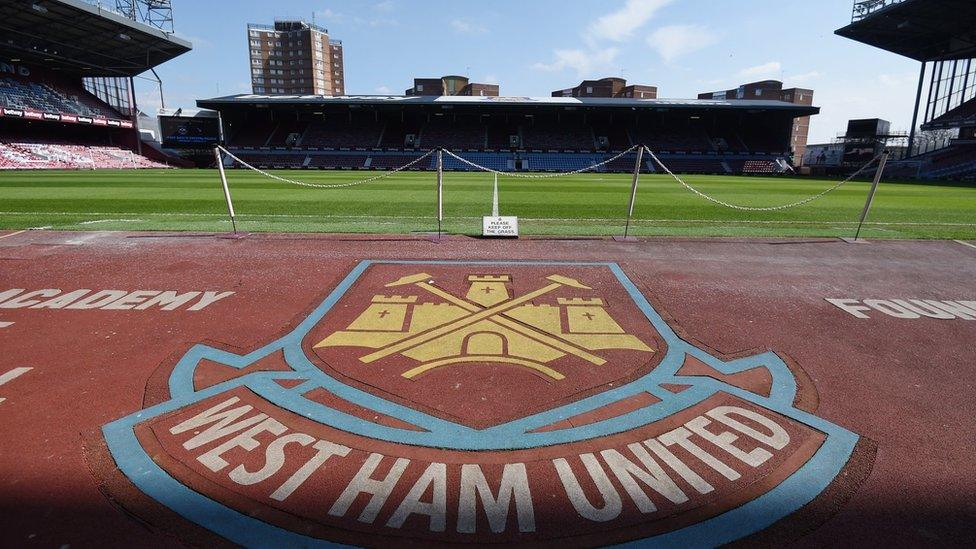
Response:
0,0,974,547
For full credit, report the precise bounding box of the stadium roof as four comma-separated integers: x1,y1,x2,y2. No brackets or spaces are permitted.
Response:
197,94,819,115
0,0,192,76
835,0,976,61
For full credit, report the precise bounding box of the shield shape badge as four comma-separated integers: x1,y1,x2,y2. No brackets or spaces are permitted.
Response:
99,260,869,547
304,263,665,428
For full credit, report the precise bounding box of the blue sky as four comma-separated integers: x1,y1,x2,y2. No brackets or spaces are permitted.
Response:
139,0,926,144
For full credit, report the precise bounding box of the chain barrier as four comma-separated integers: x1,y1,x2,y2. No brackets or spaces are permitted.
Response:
217,146,436,189
441,146,641,179
644,147,883,212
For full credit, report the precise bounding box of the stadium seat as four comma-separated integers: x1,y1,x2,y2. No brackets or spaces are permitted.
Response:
0,140,168,170
0,77,122,119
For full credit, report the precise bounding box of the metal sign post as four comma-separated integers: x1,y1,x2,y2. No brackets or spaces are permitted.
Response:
214,147,238,234
436,149,444,240
854,151,890,242
492,173,499,218
622,146,645,240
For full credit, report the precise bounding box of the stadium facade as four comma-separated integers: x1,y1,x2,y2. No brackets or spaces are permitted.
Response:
406,75,499,97
698,80,814,164
0,0,191,169
836,0,976,180
197,93,816,174
552,77,658,100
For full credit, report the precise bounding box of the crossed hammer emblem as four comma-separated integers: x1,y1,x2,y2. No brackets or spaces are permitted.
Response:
358,273,607,371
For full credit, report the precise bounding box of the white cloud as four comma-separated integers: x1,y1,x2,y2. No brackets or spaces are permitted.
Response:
646,24,717,63
375,85,392,94
352,16,399,28
738,61,782,79
533,0,673,77
587,0,674,43
531,48,620,77
373,1,395,12
482,74,499,85
789,71,822,84
450,19,488,35
316,9,343,21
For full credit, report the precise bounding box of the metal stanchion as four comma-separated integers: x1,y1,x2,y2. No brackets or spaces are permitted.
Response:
618,146,645,241
214,146,238,234
853,151,890,242
436,149,444,240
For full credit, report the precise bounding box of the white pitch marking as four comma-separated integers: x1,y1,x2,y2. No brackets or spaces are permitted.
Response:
955,240,976,250
0,230,27,241
0,322,13,329
0,367,33,404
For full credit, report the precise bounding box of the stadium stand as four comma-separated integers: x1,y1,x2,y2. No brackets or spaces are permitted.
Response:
728,159,781,174
521,122,594,151
918,144,976,179
207,95,813,175
521,152,605,171
486,122,519,150
232,153,305,169
0,140,167,170
0,76,122,119
228,121,275,147
420,118,486,150
358,153,424,170
307,154,367,169
302,119,384,149
634,130,712,153
0,2,188,172
653,157,728,174
266,119,308,148
441,152,509,171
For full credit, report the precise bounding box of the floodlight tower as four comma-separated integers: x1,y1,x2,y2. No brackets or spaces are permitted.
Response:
115,0,175,33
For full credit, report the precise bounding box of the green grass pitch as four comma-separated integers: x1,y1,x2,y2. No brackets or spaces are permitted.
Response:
1,168,974,239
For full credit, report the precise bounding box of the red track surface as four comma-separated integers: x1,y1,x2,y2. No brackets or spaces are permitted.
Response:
0,231,973,547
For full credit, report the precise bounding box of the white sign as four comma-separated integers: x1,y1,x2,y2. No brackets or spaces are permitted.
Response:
482,216,519,238
0,289,235,312
826,298,976,320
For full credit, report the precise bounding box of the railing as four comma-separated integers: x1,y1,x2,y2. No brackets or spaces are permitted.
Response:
851,0,907,22
247,21,330,35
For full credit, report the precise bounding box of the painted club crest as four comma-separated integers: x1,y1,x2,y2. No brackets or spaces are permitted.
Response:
100,261,865,547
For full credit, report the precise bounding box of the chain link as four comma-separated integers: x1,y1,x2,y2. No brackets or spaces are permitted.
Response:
441,146,641,179
217,147,436,189
645,147,882,212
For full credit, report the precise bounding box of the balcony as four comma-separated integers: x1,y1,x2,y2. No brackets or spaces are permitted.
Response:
851,0,907,22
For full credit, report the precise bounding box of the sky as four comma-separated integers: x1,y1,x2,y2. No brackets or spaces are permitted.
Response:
137,0,927,144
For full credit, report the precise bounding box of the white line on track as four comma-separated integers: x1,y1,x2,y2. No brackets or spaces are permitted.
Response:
0,367,33,404
955,240,976,250
0,230,27,240
0,322,13,329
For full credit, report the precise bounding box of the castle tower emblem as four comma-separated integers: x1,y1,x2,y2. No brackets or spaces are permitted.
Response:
314,272,654,380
